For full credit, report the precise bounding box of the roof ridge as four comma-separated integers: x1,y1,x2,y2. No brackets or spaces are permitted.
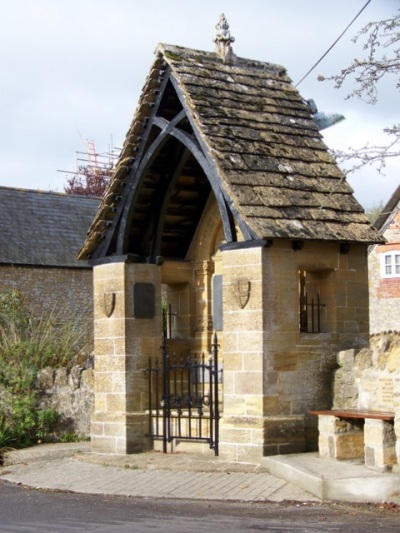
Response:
155,42,286,75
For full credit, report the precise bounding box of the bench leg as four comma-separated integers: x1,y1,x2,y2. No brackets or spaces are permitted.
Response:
364,418,396,471
317,415,364,460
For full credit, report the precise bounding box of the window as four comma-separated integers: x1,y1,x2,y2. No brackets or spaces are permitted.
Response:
381,252,400,278
299,269,326,333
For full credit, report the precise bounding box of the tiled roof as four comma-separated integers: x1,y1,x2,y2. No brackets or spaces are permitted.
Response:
78,43,383,260
0,187,100,267
373,184,400,233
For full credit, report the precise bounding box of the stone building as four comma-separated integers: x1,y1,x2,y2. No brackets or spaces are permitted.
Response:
78,17,383,462
0,186,99,323
369,185,400,333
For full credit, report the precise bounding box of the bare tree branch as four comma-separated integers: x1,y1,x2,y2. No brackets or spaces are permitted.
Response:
320,11,400,175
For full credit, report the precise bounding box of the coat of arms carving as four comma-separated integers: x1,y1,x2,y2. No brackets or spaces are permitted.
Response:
101,292,116,318
234,276,251,309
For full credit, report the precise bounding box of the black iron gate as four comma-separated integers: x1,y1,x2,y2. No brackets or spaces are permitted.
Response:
145,333,221,455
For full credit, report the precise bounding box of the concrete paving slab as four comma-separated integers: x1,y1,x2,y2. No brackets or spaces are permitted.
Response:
263,453,400,504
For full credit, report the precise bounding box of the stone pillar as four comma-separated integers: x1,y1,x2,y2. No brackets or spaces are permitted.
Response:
91,261,161,454
364,418,397,470
193,260,214,352
218,246,266,463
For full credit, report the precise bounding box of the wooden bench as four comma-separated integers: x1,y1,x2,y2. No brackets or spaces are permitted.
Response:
310,409,396,470
310,409,394,421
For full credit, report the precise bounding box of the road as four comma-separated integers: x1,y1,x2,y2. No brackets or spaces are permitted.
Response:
0,480,398,532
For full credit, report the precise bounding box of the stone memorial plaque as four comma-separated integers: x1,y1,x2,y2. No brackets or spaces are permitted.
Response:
378,378,394,409
133,283,155,319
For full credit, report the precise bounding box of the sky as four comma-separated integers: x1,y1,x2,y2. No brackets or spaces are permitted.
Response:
0,0,399,210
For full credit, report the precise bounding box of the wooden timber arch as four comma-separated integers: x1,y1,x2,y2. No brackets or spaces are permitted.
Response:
117,107,236,262
91,71,255,265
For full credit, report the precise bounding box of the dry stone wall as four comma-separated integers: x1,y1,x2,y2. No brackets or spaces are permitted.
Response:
332,332,400,468
35,362,94,438
333,333,400,413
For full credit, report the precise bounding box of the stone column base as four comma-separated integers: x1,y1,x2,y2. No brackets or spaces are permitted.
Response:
91,412,152,455
218,415,265,463
218,415,306,463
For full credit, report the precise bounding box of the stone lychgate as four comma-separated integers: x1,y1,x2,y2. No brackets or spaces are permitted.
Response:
78,17,382,462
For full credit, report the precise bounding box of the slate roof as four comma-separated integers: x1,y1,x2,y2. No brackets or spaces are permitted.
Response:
78,43,383,260
373,184,400,233
0,187,100,267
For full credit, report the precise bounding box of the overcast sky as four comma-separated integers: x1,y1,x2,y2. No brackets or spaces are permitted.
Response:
0,0,398,209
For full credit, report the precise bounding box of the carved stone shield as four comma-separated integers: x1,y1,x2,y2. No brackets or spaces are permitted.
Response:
234,277,251,309
101,292,116,318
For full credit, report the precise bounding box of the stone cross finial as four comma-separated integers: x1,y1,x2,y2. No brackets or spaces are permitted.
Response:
214,13,235,64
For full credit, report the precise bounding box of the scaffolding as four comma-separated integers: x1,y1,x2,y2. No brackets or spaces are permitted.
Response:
59,137,121,195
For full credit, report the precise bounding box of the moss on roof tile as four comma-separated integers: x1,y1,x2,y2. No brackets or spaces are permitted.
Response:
78,42,383,260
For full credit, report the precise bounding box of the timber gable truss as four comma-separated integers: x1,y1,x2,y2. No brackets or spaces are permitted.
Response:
87,67,241,264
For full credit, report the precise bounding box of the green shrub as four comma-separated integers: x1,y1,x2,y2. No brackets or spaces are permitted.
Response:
0,287,92,449
0,415,13,448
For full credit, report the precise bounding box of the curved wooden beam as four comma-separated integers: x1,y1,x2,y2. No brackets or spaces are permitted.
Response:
166,127,236,243
117,111,238,257
116,111,188,255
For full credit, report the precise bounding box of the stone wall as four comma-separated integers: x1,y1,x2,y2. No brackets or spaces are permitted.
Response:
333,333,400,413
331,332,400,468
35,363,94,438
0,264,93,323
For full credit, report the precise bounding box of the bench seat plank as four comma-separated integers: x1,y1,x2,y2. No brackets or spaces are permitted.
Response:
310,409,394,421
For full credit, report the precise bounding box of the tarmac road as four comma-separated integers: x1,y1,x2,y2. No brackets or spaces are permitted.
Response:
0,479,399,533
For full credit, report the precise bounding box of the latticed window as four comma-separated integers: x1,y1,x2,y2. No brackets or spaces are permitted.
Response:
381,252,400,278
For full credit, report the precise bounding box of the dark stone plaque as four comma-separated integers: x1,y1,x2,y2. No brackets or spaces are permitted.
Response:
133,283,155,318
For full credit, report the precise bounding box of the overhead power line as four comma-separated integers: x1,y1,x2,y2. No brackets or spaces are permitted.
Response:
295,0,373,87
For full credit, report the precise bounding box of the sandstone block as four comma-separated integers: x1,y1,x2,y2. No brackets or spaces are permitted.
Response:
334,432,364,460
217,427,250,445
94,372,114,394
235,371,263,395
218,444,238,462
337,349,356,370
236,444,264,464
91,435,118,454
222,396,246,416
106,393,127,412
263,396,291,415
245,395,264,417
364,419,396,446
223,352,243,372
263,416,305,445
